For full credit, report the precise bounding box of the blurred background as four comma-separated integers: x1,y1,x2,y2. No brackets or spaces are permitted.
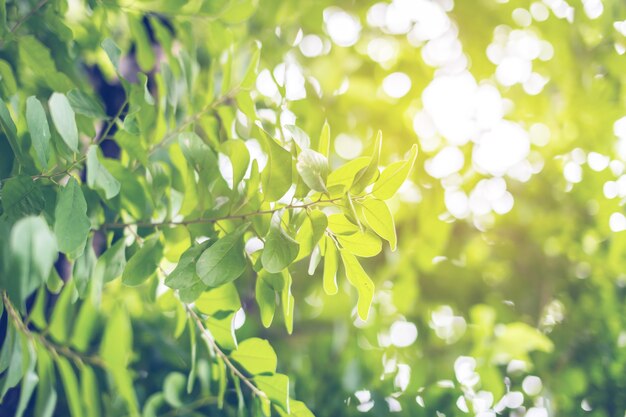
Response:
241,0,626,415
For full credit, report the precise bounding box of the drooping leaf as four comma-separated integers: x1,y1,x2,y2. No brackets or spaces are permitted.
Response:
258,124,293,201
67,89,106,119
221,139,250,189
255,273,276,328
18,36,73,92
26,96,51,169
49,92,79,152
1,175,45,220
231,338,278,375
164,241,211,290
340,250,374,321
56,356,84,417
195,283,241,315
122,235,163,286
0,97,23,164
196,223,250,287
54,177,90,259
322,236,338,295
8,216,58,303
262,212,299,273
254,373,290,413
295,210,328,261
86,146,121,199
318,121,330,158
284,125,310,150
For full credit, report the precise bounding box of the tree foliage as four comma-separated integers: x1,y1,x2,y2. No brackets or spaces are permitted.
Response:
2,0,626,417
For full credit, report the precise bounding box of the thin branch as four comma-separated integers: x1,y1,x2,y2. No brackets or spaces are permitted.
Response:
185,304,267,399
100,197,342,230
9,0,50,33
2,292,106,368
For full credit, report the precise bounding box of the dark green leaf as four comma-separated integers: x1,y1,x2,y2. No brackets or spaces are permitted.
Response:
54,177,90,259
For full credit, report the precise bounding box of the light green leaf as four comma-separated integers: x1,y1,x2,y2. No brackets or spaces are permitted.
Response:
26,96,51,169
326,157,369,194
94,238,126,284
318,121,330,158
360,198,397,251
67,89,106,118
86,146,121,199
49,92,79,152
54,177,90,259
34,347,57,417
0,97,23,164
163,372,186,407
70,298,99,352
56,357,84,417
322,236,338,295
18,36,73,92
262,212,299,273
9,216,58,303
295,210,328,261
101,38,121,72
195,283,241,315
336,230,382,258
372,144,418,200
256,273,276,328
259,125,293,201
49,281,75,343
221,139,251,189
296,149,329,192
241,41,261,89
340,250,374,321
1,175,45,220
254,373,290,413
128,15,156,72
284,125,310,150
351,130,382,194
231,338,277,375
122,236,163,286
206,312,238,350
100,308,138,416
164,241,211,290
278,400,315,417
196,223,250,287
80,365,101,417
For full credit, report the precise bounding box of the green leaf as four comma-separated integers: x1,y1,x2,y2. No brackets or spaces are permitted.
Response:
18,36,73,92
372,144,418,200
100,308,138,416
56,356,84,417
339,250,374,321
295,210,328,261
70,298,99,352
296,149,329,192
49,92,79,152
86,146,121,199
34,347,57,417
326,157,369,194
8,216,58,303
26,96,51,169
101,38,121,72
72,237,96,296
195,283,241,315
54,177,90,258
241,41,261,89
94,238,126,284
164,241,211,290
0,323,23,400
0,97,23,165
284,125,310,150
351,130,382,194
262,212,299,273
318,121,330,158
67,89,106,118
80,365,101,417
163,372,186,407
255,273,276,328
206,312,238,350
221,139,251,189
322,236,338,295
231,338,278,375
336,230,382,258
1,175,45,220
128,15,156,72
49,281,76,343
254,373,290,413
258,125,293,201
196,223,250,287
122,236,163,286
278,400,315,417
360,198,397,251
